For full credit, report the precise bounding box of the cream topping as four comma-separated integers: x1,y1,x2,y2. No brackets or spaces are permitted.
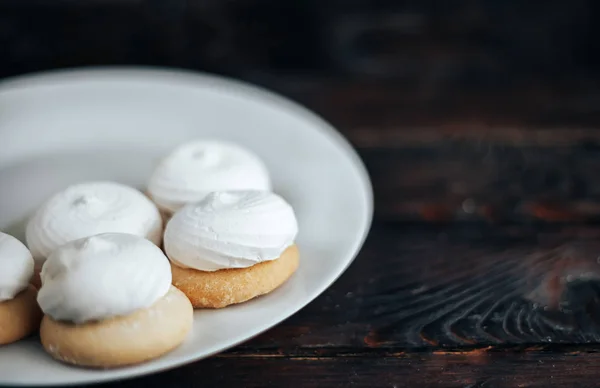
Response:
147,140,271,214
26,181,163,264
37,233,171,323
0,232,34,302
164,191,298,271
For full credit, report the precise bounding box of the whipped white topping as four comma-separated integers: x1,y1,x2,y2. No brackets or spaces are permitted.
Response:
164,191,298,272
26,181,163,264
0,232,34,302
147,140,272,214
38,233,171,323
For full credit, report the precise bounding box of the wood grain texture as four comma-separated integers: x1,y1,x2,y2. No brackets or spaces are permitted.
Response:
358,139,600,222
223,224,600,351
90,348,600,388
1,83,598,384
89,223,600,387
4,1,600,386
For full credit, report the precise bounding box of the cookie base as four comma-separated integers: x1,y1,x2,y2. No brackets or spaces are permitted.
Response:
171,244,300,308
0,285,43,345
40,286,193,368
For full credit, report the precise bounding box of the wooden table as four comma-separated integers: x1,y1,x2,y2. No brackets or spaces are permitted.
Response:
2,1,600,385
86,79,600,387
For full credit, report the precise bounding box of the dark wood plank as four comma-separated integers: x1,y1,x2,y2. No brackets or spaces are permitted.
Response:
92,348,600,388
4,2,600,387
294,80,600,130
359,139,600,222
233,223,600,351
346,127,600,148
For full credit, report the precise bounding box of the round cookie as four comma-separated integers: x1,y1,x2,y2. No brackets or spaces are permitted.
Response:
171,244,299,308
0,285,43,345
40,286,192,368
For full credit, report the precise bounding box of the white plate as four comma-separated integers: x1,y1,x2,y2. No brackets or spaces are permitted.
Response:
0,68,373,386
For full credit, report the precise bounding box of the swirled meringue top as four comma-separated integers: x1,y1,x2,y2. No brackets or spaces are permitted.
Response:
0,232,34,302
37,233,171,323
26,181,163,263
147,140,271,214
164,191,298,272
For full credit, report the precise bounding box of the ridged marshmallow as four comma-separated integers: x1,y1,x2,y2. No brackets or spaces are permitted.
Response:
147,140,271,214
0,232,34,302
37,233,171,323
26,181,163,264
164,191,298,272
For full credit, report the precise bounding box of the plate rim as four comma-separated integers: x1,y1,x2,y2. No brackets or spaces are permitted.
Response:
0,66,374,386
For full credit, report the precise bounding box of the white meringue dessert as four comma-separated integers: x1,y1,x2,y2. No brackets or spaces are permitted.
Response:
38,233,172,324
164,190,300,308
0,232,34,301
25,181,163,268
0,232,42,345
165,191,298,272
147,140,271,216
38,233,193,368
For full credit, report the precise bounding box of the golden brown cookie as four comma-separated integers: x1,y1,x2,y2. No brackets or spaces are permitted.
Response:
40,286,193,368
0,285,43,345
171,244,299,308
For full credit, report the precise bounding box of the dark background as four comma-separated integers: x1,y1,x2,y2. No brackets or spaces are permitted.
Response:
5,1,600,386
2,0,600,127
